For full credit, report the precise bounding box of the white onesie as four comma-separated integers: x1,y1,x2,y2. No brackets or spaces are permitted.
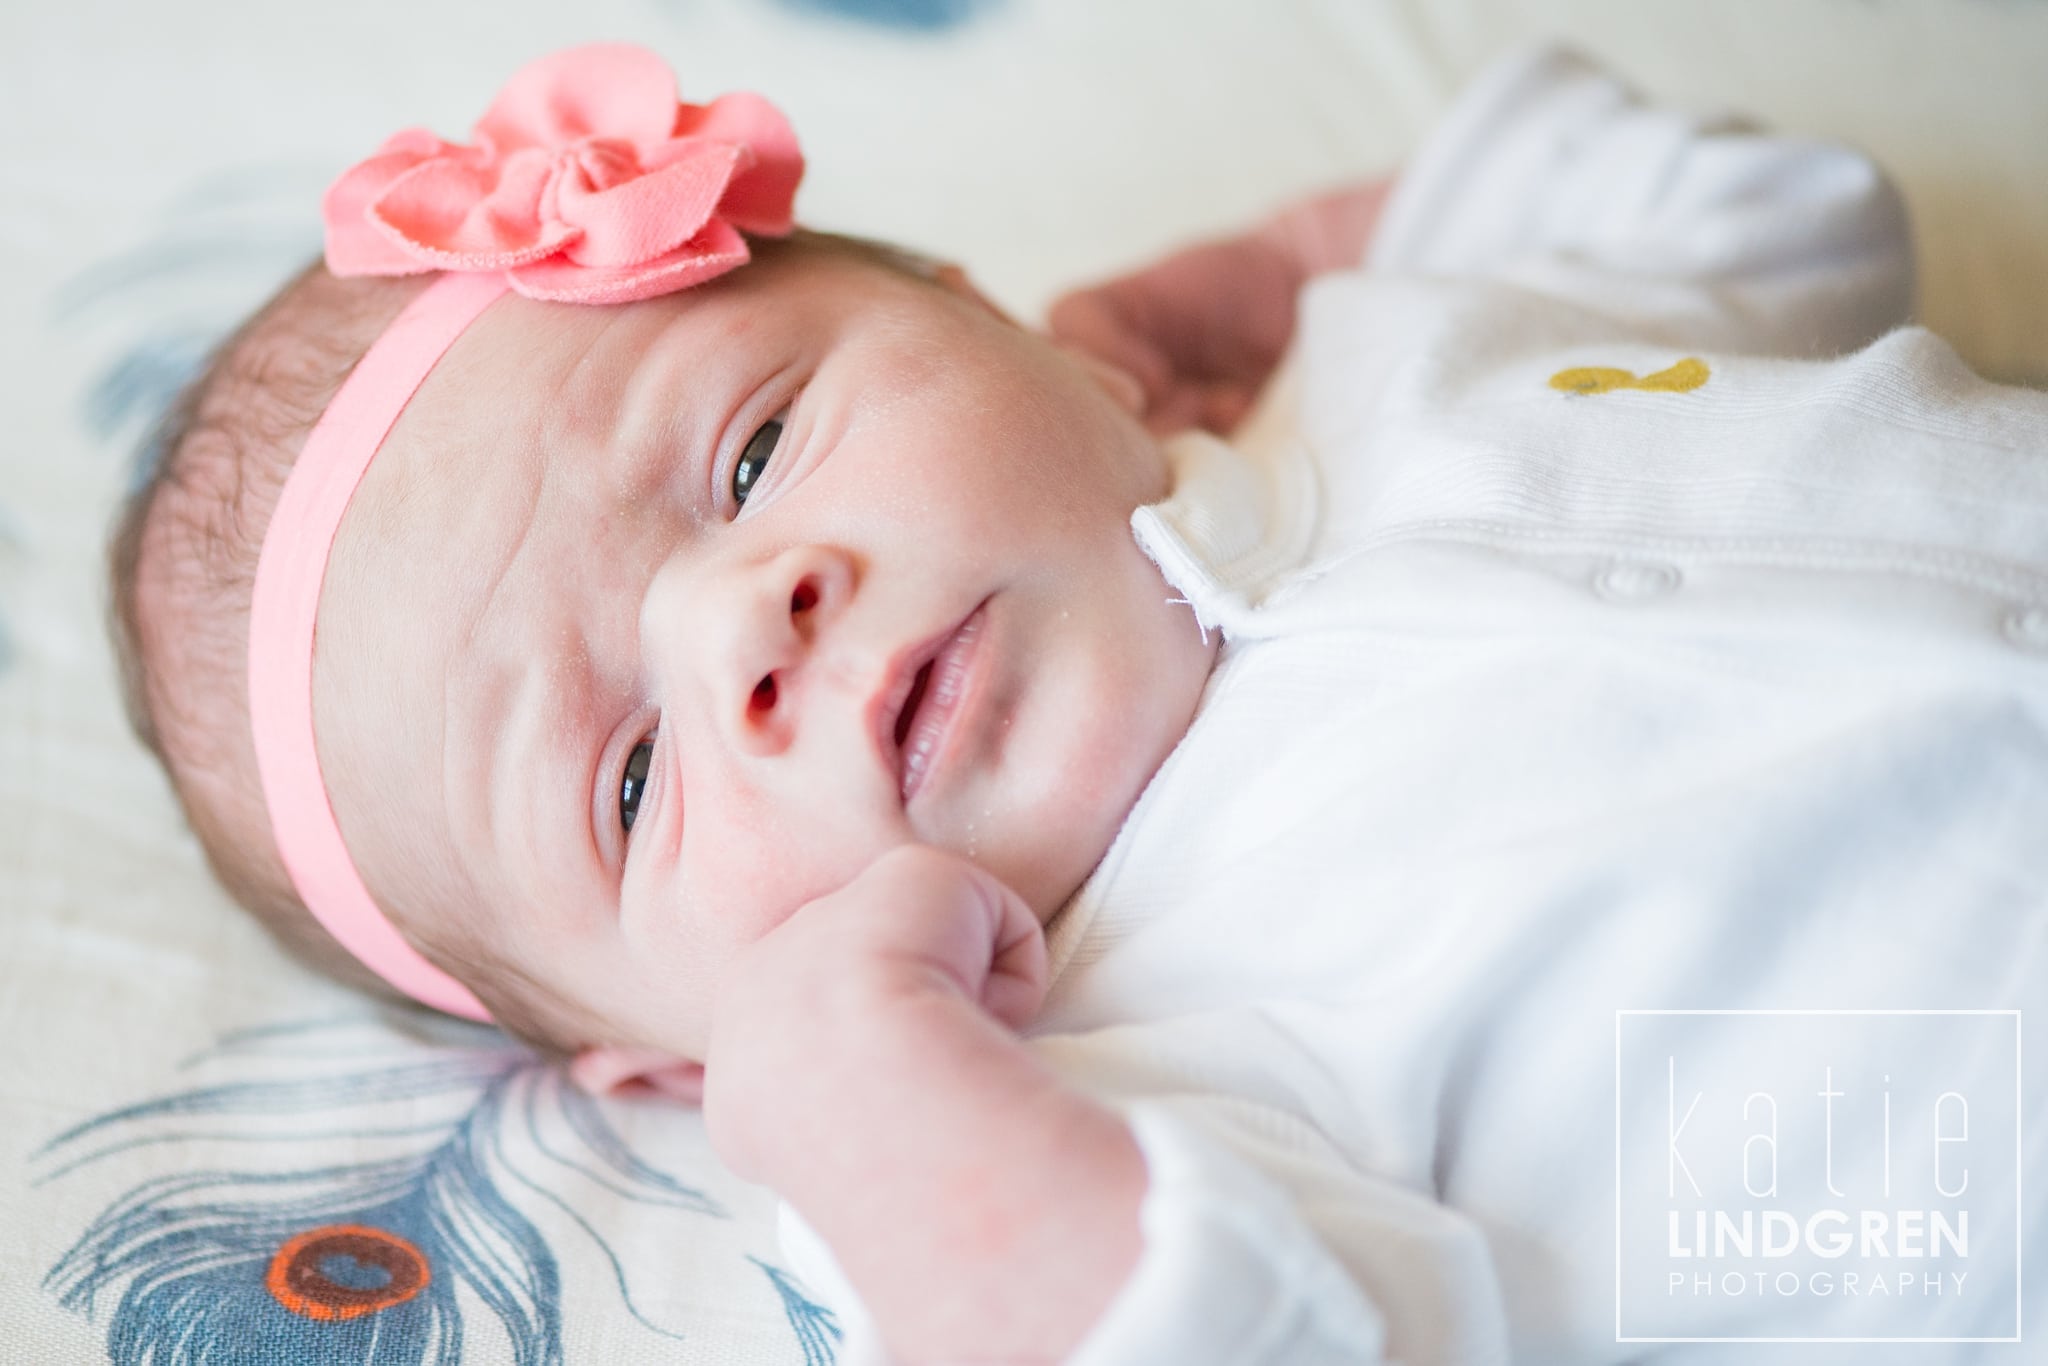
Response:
793,46,2048,1363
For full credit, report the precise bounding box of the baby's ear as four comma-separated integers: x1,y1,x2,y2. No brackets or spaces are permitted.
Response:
568,1045,706,1104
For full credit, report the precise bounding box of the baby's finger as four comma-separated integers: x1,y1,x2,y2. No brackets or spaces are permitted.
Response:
971,867,1049,1032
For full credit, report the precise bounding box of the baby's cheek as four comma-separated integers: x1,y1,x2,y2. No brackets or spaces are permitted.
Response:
688,803,878,944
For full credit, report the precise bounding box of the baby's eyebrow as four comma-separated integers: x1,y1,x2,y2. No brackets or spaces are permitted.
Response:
606,336,714,518
460,614,610,928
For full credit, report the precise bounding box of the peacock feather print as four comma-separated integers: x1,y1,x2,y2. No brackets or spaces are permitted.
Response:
770,0,1004,32
36,1013,838,1364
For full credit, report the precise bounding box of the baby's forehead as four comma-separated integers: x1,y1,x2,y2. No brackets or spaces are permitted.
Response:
405,266,808,447
381,254,919,492
322,240,947,687
317,274,781,759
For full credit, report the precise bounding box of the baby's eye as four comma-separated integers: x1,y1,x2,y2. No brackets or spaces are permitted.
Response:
619,738,654,835
732,414,783,508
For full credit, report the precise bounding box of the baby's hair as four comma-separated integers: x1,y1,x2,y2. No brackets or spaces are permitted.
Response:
110,263,432,1009
108,230,952,1055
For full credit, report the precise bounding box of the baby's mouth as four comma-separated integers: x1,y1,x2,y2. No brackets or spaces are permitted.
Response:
875,624,951,804
893,663,934,753
882,603,989,805
897,606,991,806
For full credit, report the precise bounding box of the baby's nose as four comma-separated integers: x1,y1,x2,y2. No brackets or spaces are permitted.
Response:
738,574,819,738
659,542,858,757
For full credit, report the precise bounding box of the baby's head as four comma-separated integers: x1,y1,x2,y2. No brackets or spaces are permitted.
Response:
111,47,1216,1072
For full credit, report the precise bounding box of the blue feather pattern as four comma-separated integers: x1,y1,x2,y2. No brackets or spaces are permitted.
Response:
40,155,857,1361
754,1257,844,1366
773,0,1003,33
37,1014,837,1364
52,163,331,502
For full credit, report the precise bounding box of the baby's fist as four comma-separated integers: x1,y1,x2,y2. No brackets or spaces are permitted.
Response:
818,843,1048,1030
702,846,1048,1180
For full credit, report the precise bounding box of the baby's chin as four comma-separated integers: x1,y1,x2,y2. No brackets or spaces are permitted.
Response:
990,704,1191,924
987,587,1215,922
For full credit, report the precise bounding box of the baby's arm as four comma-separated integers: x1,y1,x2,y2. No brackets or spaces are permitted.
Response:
1059,46,1915,417
708,845,1498,1363
702,846,1145,1362
1365,46,1914,355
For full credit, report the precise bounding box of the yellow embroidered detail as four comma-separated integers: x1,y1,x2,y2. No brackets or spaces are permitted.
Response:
1549,357,1709,395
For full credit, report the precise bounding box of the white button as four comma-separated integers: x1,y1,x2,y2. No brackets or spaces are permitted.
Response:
1593,558,1682,603
2003,605,2048,652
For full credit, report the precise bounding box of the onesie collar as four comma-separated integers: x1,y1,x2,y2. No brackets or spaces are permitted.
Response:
1128,353,1324,643
1038,365,1324,988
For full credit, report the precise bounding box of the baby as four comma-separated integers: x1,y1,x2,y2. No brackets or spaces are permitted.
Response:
113,41,2048,1364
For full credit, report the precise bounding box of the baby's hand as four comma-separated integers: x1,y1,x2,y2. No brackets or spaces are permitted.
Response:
1049,230,1299,437
1048,178,1391,437
701,844,1047,1183
703,847,1144,1362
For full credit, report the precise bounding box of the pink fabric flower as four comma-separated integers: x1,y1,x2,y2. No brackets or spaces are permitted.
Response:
323,44,803,304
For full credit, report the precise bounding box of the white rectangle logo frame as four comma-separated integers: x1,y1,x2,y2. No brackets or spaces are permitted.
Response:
1613,1008,2021,1345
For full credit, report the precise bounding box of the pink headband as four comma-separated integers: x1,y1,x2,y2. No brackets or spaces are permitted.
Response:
247,45,802,1021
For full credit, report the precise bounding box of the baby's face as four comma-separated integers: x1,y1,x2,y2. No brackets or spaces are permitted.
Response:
314,243,1215,1055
